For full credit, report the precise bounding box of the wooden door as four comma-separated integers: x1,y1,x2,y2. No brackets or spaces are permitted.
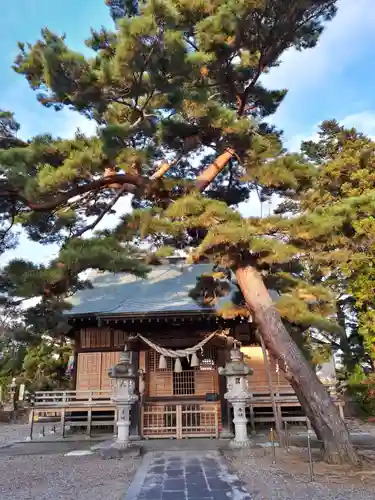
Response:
100,351,120,389
76,351,120,391
76,352,102,390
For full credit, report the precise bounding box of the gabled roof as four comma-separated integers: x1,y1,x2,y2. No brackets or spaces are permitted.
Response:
65,262,230,318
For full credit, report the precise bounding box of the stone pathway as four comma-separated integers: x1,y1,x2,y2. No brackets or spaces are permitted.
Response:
125,450,252,500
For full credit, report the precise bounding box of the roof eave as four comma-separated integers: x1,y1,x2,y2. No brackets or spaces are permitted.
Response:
66,308,216,321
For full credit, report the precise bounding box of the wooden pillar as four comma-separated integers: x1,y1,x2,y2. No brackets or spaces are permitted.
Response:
258,332,284,446
217,347,233,438
60,408,66,438
130,351,141,439
72,333,79,389
87,408,92,437
28,408,35,441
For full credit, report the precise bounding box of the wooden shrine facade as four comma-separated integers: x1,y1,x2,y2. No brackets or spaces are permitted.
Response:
39,261,342,440
66,315,313,439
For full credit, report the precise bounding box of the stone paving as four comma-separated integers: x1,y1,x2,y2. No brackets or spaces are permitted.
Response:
126,450,252,500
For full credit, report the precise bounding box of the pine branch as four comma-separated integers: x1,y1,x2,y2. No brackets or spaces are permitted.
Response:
0,202,16,243
0,173,146,212
73,182,129,237
238,1,337,116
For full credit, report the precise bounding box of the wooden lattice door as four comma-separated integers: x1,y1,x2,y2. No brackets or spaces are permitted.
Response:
76,352,102,390
76,351,120,391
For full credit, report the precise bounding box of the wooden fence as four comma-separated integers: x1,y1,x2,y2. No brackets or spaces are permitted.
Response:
26,384,344,440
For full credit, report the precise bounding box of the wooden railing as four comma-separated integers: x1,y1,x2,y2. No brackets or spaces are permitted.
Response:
248,383,339,401
26,384,343,440
31,384,338,408
28,390,115,441
246,384,343,431
32,390,112,407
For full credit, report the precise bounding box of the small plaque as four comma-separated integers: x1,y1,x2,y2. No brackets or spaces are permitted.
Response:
204,393,218,401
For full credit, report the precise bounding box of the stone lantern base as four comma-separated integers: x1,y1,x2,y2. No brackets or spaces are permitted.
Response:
97,442,142,460
227,400,252,449
228,438,252,449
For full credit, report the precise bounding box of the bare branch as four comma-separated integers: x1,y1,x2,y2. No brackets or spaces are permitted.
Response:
73,182,130,237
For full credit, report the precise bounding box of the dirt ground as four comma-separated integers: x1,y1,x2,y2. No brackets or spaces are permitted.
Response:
345,417,375,436
226,444,375,490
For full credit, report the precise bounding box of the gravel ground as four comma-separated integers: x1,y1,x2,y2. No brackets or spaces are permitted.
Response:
0,424,30,447
346,418,375,436
224,449,375,500
2,422,375,500
0,453,139,500
0,424,138,499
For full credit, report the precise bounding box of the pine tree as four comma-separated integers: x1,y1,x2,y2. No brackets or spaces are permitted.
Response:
106,0,139,20
298,121,375,368
0,0,361,464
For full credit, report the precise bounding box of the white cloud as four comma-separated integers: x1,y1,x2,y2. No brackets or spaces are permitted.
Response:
340,111,375,138
56,110,98,139
262,0,375,93
0,233,59,266
18,108,98,141
286,130,319,153
86,194,133,234
287,110,375,152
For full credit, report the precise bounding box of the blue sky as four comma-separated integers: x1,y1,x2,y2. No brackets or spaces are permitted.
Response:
1,0,375,265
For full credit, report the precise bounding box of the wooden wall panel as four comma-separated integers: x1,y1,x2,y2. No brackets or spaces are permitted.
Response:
146,351,219,398
149,373,173,397
101,351,120,390
195,371,218,395
241,346,289,390
139,351,146,372
80,327,112,348
76,351,120,391
113,331,128,347
76,352,102,390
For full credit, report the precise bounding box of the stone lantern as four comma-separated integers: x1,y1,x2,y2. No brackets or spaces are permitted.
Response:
108,344,138,448
7,378,17,410
218,342,253,448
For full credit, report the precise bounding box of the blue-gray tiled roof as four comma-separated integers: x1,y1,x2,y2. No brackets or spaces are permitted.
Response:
65,263,224,317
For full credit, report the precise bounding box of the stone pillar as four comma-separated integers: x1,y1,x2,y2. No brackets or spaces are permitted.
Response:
232,402,249,446
117,403,132,445
218,343,253,448
129,351,141,440
108,345,138,449
218,348,233,438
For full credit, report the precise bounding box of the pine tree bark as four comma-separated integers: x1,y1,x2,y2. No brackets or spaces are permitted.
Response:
151,162,173,180
258,332,284,445
336,300,355,374
195,149,235,192
235,265,360,465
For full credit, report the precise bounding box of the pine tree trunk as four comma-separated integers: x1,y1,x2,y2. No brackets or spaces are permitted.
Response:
336,301,355,373
258,332,284,445
235,265,360,465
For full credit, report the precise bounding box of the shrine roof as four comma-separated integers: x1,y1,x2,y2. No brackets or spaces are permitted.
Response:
65,261,230,318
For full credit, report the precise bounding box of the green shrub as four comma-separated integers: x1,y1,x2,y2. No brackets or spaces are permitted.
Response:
347,366,375,416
